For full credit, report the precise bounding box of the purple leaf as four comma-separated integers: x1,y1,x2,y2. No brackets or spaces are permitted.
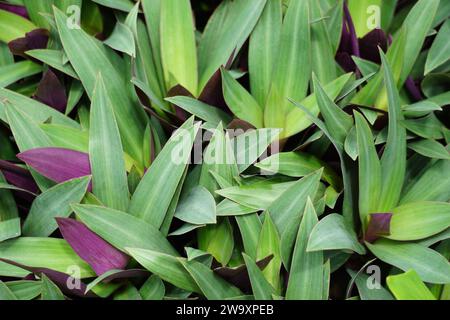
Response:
56,218,129,276
17,148,92,189
0,258,96,298
405,76,423,102
359,29,388,64
0,3,28,19
0,159,39,196
365,213,392,243
8,28,49,57
343,2,360,58
34,70,67,112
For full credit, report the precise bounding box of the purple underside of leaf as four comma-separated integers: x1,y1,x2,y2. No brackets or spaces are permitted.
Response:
358,29,388,64
56,218,129,276
214,255,273,291
0,258,96,298
8,28,49,57
0,159,39,195
17,147,92,189
343,2,360,58
0,3,28,18
34,70,67,112
99,269,150,283
365,213,393,243
405,76,424,101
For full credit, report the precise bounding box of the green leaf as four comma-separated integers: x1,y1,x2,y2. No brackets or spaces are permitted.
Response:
0,61,42,88
26,49,79,79
387,202,450,241
249,0,282,107
197,0,267,91
285,73,352,137
216,199,257,217
425,19,450,74
408,139,450,160
129,118,199,228
198,218,234,266
0,281,17,300
104,22,135,57
4,281,41,300
54,7,147,163
387,270,436,300
401,113,444,140
347,269,394,300
265,0,311,130
401,159,450,204
180,259,242,299
313,74,353,147
0,237,94,278
355,111,381,229
221,68,263,128
160,0,198,95
89,75,130,211
366,239,450,284
174,186,216,225
256,213,282,293
378,51,406,212
0,88,79,128
72,204,178,256
140,275,165,300
0,8,36,42
308,0,337,84
242,253,273,300
165,96,232,127
92,0,134,11
126,248,200,293
0,172,20,242
41,274,65,300
23,177,90,237
346,0,382,37
286,199,323,300
235,214,262,261
399,0,440,85
307,214,366,255
268,170,322,235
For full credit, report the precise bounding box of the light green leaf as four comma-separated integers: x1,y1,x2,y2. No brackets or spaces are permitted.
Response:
23,176,90,237
41,274,65,300
160,0,197,95
0,237,94,278
89,75,130,211
249,0,282,107
387,270,436,300
235,214,262,261
387,202,450,241
0,281,17,300
104,22,135,57
198,218,234,266
347,269,394,300
221,68,263,128
307,214,366,254
26,49,79,79
4,281,41,300
0,8,36,42
0,61,42,88
366,239,450,284
140,275,165,300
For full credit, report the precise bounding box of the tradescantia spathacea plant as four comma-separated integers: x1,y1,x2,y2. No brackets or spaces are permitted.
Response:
0,0,449,301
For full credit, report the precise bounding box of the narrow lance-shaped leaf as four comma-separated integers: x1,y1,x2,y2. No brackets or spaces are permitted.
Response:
129,118,199,228
40,274,65,301
89,74,130,211
378,51,406,212
355,111,381,230
387,270,436,300
56,218,129,276
286,199,323,300
242,253,273,300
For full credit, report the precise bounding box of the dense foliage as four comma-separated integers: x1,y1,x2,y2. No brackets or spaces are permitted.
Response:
0,0,449,300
